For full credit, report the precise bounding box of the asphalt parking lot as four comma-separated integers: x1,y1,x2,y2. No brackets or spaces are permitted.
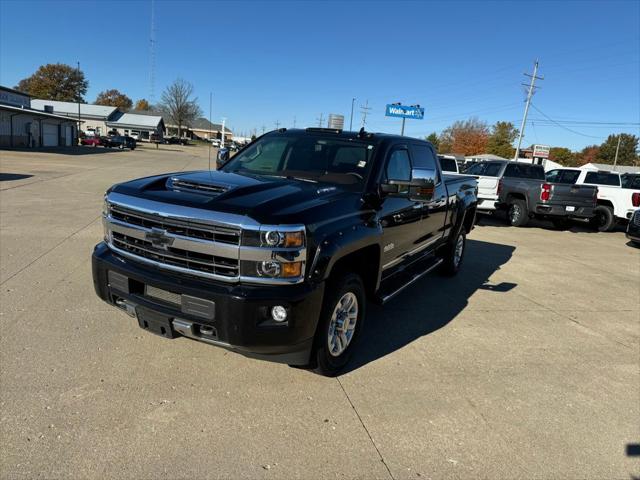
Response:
1,145,638,479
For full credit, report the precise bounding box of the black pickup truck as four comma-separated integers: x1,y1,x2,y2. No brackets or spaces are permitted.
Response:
93,128,478,375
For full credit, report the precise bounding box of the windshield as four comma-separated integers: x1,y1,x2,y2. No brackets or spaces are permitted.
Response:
222,135,375,191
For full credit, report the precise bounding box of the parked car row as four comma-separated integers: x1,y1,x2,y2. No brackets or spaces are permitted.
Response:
438,155,640,235
80,135,137,150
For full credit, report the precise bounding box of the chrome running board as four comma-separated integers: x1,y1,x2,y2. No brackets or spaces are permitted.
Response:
379,258,443,305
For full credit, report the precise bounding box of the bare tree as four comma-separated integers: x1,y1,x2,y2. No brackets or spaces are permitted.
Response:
159,79,202,137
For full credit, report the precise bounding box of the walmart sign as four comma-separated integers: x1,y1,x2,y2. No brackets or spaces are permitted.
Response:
385,104,425,119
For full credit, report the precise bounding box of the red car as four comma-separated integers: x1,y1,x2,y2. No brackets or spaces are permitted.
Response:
81,136,102,147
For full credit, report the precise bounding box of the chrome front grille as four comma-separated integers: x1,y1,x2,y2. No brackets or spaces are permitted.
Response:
110,205,239,245
103,192,307,284
111,232,239,277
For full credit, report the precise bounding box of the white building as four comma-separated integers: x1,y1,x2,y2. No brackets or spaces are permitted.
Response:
0,86,81,148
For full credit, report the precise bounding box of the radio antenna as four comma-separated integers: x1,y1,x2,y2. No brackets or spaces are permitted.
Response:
208,91,213,178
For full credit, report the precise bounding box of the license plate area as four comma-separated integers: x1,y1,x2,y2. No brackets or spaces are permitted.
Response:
566,206,576,212
136,306,178,339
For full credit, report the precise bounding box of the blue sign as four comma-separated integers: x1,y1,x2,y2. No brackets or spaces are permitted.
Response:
385,104,425,119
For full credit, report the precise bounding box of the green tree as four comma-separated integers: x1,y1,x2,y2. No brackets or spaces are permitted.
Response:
425,132,439,151
597,134,639,166
134,99,150,111
15,63,88,102
486,121,518,159
549,147,574,166
94,89,133,111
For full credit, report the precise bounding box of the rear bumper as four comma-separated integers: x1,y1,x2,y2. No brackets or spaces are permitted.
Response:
92,242,323,365
534,204,594,219
477,198,498,211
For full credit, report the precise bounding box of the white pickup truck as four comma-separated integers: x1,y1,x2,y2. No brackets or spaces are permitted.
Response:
545,168,640,231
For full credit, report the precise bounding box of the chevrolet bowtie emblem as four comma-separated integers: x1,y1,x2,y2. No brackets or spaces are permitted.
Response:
145,228,174,250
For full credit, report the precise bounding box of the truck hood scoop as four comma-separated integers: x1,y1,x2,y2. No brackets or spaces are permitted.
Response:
167,176,234,196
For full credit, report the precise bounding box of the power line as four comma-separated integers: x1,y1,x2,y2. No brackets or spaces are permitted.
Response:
529,104,606,139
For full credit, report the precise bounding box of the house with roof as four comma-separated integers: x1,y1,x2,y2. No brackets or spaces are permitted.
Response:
30,99,165,141
165,117,233,141
0,86,83,148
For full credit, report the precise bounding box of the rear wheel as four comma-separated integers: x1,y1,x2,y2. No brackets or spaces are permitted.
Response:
508,199,529,227
314,273,365,376
591,205,615,232
440,229,466,276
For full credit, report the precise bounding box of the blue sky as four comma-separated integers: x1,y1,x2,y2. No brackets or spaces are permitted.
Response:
1,0,638,150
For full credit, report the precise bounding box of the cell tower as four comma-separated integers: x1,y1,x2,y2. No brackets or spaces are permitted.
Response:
149,0,156,103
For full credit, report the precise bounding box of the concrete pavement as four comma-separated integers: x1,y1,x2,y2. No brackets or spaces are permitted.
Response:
1,145,638,479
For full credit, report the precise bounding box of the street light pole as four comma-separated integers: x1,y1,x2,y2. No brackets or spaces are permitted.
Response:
77,61,81,144
613,134,622,170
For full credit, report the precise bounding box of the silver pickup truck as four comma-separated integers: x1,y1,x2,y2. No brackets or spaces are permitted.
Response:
468,160,597,227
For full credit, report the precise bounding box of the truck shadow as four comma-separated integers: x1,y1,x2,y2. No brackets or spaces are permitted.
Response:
341,239,516,374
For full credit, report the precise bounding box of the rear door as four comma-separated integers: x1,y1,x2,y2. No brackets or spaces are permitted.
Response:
379,145,424,272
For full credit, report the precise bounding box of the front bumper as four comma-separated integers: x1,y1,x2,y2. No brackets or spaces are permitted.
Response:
92,242,324,365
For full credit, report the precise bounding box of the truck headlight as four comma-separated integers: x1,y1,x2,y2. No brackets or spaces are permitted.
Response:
260,230,304,248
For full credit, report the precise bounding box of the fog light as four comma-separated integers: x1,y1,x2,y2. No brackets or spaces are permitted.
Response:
257,260,281,277
281,261,302,277
271,305,288,322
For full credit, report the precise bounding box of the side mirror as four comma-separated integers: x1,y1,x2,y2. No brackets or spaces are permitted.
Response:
381,168,437,201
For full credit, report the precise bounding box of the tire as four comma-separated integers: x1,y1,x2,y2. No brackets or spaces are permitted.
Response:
551,218,570,230
440,229,466,276
507,199,529,227
118,144,124,150
591,205,615,232
313,273,366,376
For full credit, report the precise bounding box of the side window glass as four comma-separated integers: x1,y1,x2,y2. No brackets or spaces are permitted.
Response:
546,170,560,183
560,170,580,184
386,149,411,182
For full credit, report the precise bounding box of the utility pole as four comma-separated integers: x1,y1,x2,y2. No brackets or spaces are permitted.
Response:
514,59,544,160
275,120,281,129
349,97,356,131
221,117,226,148
293,116,297,128
401,117,406,136
317,113,324,127
360,100,371,129
261,125,266,135
613,134,622,170
76,61,81,144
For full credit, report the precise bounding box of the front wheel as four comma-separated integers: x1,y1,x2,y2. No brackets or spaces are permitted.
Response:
314,273,365,376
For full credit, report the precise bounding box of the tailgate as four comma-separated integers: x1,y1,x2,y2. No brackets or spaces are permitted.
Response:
549,184,597,206
478,176,499,198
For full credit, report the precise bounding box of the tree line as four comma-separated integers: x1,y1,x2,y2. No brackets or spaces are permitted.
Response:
14,63,203,136
426,118,639,167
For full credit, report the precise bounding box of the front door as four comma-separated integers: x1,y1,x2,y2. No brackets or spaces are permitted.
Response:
378,146,423,273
